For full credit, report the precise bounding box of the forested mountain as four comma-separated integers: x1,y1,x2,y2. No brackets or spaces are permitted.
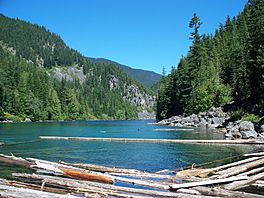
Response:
89,58,162,88
157,0,264,121
0,14,155,121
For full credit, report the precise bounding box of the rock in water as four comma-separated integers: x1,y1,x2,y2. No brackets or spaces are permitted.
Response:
24,118,32,122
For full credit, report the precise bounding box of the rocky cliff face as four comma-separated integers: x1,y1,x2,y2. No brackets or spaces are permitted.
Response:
108,75,156,110
54,69,156,112
109,75,119,90
123,84,156,109
53,66,86,84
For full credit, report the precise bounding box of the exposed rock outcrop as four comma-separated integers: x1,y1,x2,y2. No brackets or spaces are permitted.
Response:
0,41,16,55
138,111,156,120
53,66,86,84
123,84,156,109
109,75,119,90
158,107,228,129
158,107,264,140
225,121,260,139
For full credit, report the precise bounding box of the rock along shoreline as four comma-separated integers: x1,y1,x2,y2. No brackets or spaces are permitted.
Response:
157,107,264,140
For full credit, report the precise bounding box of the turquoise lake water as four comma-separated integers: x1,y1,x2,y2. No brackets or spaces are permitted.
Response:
0,120,262,178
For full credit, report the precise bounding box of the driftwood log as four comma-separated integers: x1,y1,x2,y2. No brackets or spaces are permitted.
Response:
176,156,263,178
60,161,173,180
1,152,264,197
12,173,213,198
0,183,78,198
169,176,248,191
192,186,264,198
0,154,33,168
40,136,264,145
224,172,264,190
214,158,264,179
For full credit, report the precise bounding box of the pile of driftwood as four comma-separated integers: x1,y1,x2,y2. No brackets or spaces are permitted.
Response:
0,153,264,198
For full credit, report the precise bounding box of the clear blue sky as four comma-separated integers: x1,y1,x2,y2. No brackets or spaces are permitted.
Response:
0,0,248,74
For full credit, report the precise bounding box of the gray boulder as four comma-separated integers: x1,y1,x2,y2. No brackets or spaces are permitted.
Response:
226,123,239,132
232,131,242,139
212,117,225,126
24,118,32,122
174,123,183,127
225,131,242,139
241,130,258,139
239,121,255,131
189,114,200,124
197,118,207,128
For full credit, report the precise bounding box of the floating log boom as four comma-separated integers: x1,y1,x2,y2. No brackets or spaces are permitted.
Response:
0,154,33,168
39,136,264,145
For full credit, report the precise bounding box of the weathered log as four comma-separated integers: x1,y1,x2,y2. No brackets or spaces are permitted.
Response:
176,168,214,178
0,154,33,168
39,136,264,144
169,176,248,191
175,155,240,171
192,186,264,198
255,180,264,185
176,188,201,195
60,160,143,174
109,172,173,180
239,166,264,176
60,161,173,180
252,180,264,188
225,172,264,190
215,158,264,179
59,167,114,184
210,156,263,171
113,175,169,190
27,157,115,184
27,157,174,189
177,156,264,178
0,178,72,195
0,183,79,198
243,152,264,157
12,173,213,198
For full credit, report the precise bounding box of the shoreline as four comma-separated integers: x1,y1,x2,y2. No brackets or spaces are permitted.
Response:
157,107,264,140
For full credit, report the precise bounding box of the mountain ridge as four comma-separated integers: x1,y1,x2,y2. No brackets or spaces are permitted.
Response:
89,58,162,88
0,13,156,121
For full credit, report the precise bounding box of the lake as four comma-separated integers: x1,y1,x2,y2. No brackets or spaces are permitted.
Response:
0,120,261,178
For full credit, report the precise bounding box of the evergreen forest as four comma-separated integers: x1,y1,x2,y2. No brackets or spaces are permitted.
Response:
156,0,264,121
0,14,155,121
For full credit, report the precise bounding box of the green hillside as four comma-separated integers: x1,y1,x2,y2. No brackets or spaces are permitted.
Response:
0,14,155,121
157,0,264,121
